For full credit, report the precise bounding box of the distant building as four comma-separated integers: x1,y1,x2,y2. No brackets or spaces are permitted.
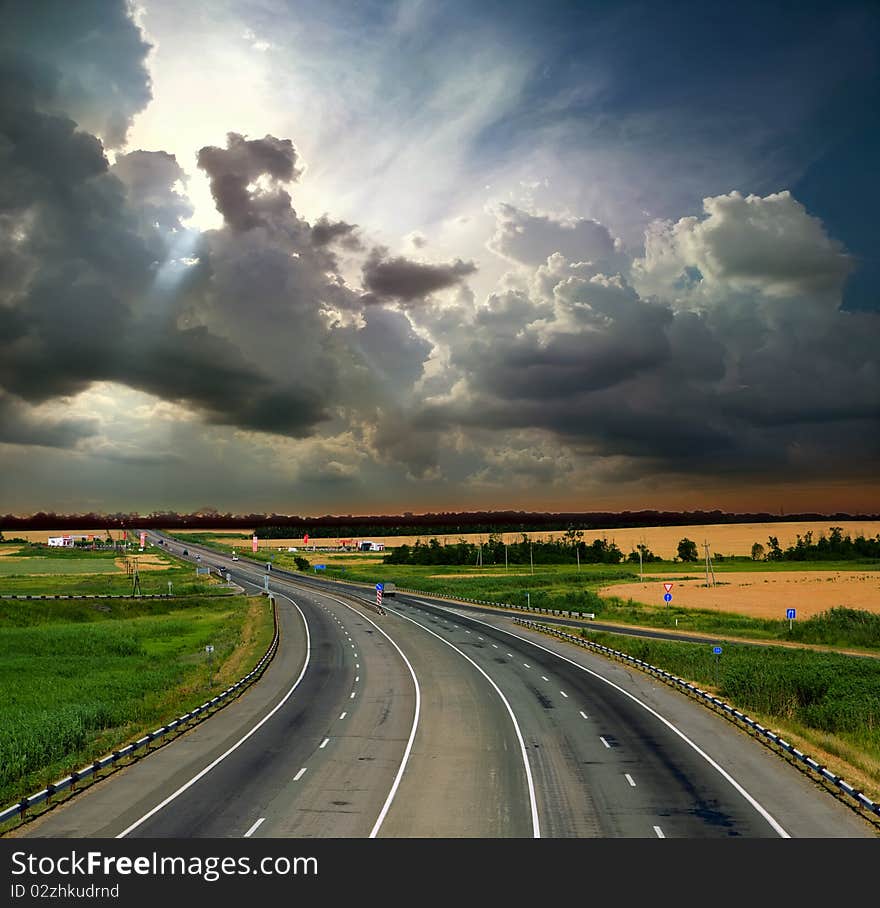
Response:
47,535,91,547
358,540,385,552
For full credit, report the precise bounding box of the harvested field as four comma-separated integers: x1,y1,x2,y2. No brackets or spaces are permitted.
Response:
231,521,880,557
0,530,119,543
600,571,880,619
114,555,171,572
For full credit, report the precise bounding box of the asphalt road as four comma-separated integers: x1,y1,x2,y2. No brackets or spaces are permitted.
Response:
15,534,876,838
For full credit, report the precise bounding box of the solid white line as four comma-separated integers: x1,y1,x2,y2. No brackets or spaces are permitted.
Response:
409,598,790,839
117,592,311,838
320,738,330,749
386,605,541,838
600,736,611,749
294,767,307,781
316,592,421,840
580,711,589,719
654,825,665,838
244,817,265,838
560,690,568,698
339,712,347,719
625,773,636,787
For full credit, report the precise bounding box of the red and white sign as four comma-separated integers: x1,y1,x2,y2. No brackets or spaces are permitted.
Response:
376,588,383,609
252,535,259,553
304,533,309,545
663,583,673,593
140,532,146,547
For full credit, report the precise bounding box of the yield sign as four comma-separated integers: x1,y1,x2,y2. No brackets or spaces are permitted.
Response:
663,583,673,593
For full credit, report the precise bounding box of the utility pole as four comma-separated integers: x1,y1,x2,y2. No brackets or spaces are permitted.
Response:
530,542,534,575
576,546,580,573
504,543,508,572
638,546,643,581
131,558,142,598
703,540,716,587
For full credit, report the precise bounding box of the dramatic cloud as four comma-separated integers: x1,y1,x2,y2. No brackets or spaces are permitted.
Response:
310,215,361,249
362,248,477,301
197,133,302,231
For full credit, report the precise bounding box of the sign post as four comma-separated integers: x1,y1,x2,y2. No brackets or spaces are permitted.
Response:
376,583,383,612
663,583,673,608
786,608,796,632
712,645,722,689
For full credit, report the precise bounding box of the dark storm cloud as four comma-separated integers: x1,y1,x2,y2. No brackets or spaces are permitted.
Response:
362,247,477,301
310,215,361,249
1,0,152,148
197,133,302,231
110,151,193,231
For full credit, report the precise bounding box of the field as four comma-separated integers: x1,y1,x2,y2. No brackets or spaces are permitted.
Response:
0,594,274,810
568,627,880,802
177,521,880,559
1,530,124,543
601,571,880,619
0,558,120,575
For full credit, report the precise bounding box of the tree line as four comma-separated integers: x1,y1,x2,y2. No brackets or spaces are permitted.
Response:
751,527,880,562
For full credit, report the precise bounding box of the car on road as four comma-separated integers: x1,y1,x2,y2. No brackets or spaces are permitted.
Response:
182,548,188,556
232,554,239,561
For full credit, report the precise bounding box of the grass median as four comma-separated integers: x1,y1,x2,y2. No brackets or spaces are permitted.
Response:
0,593,275,813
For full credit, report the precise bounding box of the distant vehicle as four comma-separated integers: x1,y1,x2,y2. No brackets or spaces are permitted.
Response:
232,555,239,561
383,582,396,596
287,547,297,552
182,548,189,556
196,554,201,561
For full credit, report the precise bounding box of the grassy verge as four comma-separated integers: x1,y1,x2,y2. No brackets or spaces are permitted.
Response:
0,594,274,810
565,627,880,803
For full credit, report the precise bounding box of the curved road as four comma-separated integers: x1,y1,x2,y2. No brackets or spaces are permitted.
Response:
16,534,875,838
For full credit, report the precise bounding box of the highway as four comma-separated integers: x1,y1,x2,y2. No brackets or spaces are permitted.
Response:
16,533,875,838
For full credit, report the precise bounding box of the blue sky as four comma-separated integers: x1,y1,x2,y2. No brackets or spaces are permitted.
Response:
0,0,877,514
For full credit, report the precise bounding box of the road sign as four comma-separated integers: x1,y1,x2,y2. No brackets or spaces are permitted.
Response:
314,564,326,570
786,608,796,620
712,646,722,655
376,587,383,610
376,583,384,591
663,592,672,603
205,645,214,654
663,583,673,593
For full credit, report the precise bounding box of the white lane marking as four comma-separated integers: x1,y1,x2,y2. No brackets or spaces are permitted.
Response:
339,712,347,720
244,817,265,838
355,675,360,683
580,710,589,719
523,663,531,669
507,653,513,658
600,736,612,749
541,676,549,682
294,767,307,781
316,592,421,840
465,630,471,634
654,825,665,838
356,664,360,669
320,738,330,749
117,592,311,838
478,637,484,641
560,690,568,698
625,773,636,787
409,598,791,839
386,605,541,839
492,644,498,649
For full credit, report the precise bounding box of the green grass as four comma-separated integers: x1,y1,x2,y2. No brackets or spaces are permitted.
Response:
0,558,121,575
0,594,274,809
568,627,880,798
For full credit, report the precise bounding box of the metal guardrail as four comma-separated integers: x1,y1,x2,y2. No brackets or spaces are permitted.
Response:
395,588,594,619
514,617,880,822
0,593,280,828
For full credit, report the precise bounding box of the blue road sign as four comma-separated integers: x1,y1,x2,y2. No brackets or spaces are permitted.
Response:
314,564,326,570
712,646,722,655
663,592,672,603
376,582,384,591
786,608,796,620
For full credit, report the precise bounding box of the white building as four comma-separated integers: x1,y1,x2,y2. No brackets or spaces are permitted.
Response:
47,535,90,547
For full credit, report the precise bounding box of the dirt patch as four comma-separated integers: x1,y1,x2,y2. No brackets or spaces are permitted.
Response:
0,547,22,557
114,555,171,572
600,571,880,619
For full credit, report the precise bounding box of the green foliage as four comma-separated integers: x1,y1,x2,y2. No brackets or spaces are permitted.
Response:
0,595,267,807
579,630,880,760
627,544,661,564
677,538,699,562
293,556,310,571
758,527,880,562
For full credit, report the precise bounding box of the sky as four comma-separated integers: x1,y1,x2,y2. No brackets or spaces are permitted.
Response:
0,0,878,516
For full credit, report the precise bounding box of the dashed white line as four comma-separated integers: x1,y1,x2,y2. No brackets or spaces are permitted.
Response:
492,644,498,649
339,712,347,720
625,773,636,787
560,690,568,698
579,710,589,719
523,663,531,669
355,675,360,683
244,817,265,838
541,676,549,681
599,736,611,749
507,653,513,658
320,738,330,749
294,767,307,781
653,825,665,838
350,691,356,699
117,592,311,838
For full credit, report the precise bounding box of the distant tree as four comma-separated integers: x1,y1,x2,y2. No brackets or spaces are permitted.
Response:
766,536,783,560
627,544,660,564
677,538,699,562
293,556,310,571
751,542,765,561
